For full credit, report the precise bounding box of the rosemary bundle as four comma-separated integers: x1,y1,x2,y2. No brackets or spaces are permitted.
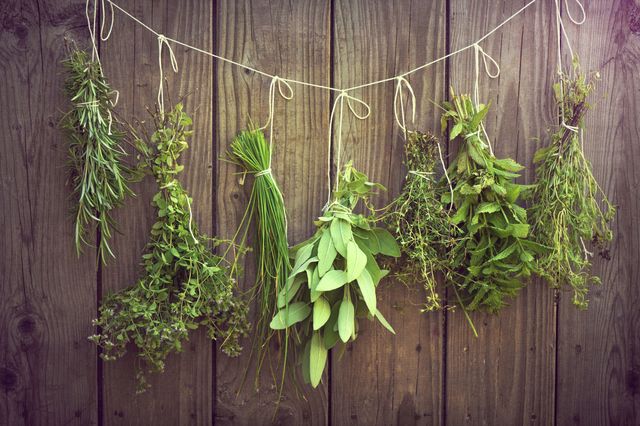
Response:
272,162,400,387
530,61,615,308
385,131,452,311
226,129,291,373
91,104,249,392
441,91,542,313
61,49,133,263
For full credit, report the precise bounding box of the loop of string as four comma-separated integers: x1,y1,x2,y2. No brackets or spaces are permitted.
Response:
393,76,416,137
157,34,179,116
259,75,294,146
326,90,371,207
185,196,199,245
472,43,500,156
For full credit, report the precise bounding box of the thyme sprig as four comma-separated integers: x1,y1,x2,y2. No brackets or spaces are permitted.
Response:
529,60,616,308
61,49,134,263
90,104,250,392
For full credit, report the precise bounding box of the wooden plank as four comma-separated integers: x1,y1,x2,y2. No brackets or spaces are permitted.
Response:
99,0,214,424
330,1,446,424
445,1,557,424
214,0,331,424
556,0,640,424
0,0,98,424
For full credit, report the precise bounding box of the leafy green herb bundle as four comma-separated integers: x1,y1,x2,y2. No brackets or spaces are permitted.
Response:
226,129,291,372
441,91,542,313
270,162,400,387
529,62,615,308
61,49,133,263
91,104,249,392
385,131,451,311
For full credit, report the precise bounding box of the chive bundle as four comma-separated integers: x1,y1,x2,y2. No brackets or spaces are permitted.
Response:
227,129,291,374
61,49,134,263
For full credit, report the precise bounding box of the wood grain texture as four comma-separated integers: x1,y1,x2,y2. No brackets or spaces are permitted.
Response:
556,0,640,424
0,1,98,424
99,0,214,424
214,1,330,424
445,1,557,424
330,1,446,424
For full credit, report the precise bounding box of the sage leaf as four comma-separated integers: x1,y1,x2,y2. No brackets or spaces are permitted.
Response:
356,268,376,315
338,298,355,343
375,309,395,334
313,297,331,330
317,229,337,277
346,240,367,281
270,302,311,330
309,331,327,388
316,269,348,292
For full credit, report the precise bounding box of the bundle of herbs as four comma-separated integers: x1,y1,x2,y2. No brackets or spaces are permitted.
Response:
441,91,542,313
226,129,291,376
91,104,249,391
529,60,615,308
61,49,134,263
385,131,452,312
271,162,400,387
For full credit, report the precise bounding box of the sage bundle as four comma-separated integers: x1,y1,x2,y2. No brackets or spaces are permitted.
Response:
441,91,542,313
530,61,615,308
91,104,250,392
385,131,451,311
271,162,400,387
61,49,133,263
226,129,291,372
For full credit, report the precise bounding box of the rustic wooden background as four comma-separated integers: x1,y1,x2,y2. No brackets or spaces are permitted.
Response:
1,0,638,425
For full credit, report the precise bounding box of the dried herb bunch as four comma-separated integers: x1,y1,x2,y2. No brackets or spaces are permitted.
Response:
271,162,400,387
530,61,615,308
385,131,451,311
442,91,543,313
61,49,133,263
91,104,249,392
226,129,291,375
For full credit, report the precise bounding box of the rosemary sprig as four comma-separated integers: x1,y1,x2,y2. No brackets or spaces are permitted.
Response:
90,104,250,392
61,49,133,263
529,60,616,308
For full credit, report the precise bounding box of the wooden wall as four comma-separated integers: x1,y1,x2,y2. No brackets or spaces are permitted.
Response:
0,0,638,425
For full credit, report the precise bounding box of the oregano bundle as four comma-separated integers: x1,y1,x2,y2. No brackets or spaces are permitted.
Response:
529,60,615,308
61,49,133,263
441,91,543,313
271,162,400,388
385,131,451,311
90,104,249,392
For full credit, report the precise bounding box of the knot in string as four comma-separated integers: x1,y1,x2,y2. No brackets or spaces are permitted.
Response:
255,168,272,177
260,75,294,132
393,76,416,136
326,90,371,206
157,34,178,115
472,43,500,156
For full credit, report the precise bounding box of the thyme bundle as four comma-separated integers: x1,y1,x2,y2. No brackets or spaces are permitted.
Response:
441,91,543,313
385,131,451,311
271,162,400,387
91,104,249,391
61,49,134,263
226,129,291,374
530,61,615,308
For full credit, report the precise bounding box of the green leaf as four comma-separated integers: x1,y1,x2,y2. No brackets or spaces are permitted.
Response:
450,123,464,140
313,297,331,330
494,157,525,172
338,298,355,342
470,104,489,128
316,269,348,292
371,228,400,257
509,223,530,238
375,309,395,334
488,242,517,262
323,303,341,349
356,268,376,315
277,274,304,308
346,240,367,281
330,218,350,257
309,332,327,388
533,145,553,163
317,229,337,277
269,302,311,330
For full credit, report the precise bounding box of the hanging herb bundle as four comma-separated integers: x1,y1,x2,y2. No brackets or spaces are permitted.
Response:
270,162,400,388
441,91,543,313
385,131,452,311
90,104,250,392
529,60,615,308
226,129,291,374
61,49,134,263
